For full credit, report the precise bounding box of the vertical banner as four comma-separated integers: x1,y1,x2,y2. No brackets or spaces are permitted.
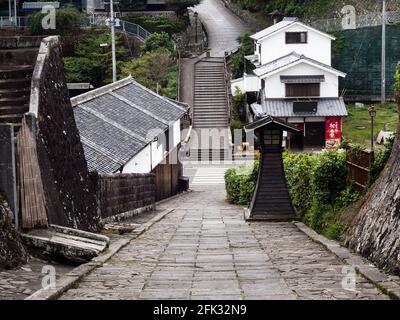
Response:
325,117,342,149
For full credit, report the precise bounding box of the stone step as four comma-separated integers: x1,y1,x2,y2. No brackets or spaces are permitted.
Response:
194,102,227,106
194,111,227,116
0,97,30,106
0,88,31,99
0,65,34,79
0,48,39,66
0,105,29,115
0,113,24,123
21,225,110,264
0,78,31,90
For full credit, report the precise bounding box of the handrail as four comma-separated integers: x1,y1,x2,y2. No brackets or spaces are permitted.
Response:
0,15,152,41
249,151,263,213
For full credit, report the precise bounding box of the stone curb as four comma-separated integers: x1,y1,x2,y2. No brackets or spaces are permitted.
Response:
294,222,400,300
25,209,174,300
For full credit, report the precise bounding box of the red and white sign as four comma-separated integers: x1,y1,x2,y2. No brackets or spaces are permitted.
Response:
325,117,342,149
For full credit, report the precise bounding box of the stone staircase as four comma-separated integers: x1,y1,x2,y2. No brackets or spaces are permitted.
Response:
193,57,228,128
0,37,41,133
191,57,231,162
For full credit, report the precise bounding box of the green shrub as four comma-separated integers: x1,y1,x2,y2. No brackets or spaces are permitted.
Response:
312,150,347,206
371,135,395,182
225,162,259,205
143,32,175,53
120,49,177,99
283,152,317,216
124,16,188,35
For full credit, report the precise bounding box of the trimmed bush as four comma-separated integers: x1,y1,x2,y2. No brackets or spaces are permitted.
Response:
225,161,259,205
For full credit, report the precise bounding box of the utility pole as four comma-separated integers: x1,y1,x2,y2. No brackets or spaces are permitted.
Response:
381,0,386,104
108,0,117,83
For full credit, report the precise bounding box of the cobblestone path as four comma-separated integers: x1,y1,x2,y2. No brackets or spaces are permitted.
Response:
59,185,388,300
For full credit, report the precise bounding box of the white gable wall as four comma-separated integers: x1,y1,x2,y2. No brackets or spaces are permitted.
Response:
122,119,182,174
264,63,339,99
256,24,332,66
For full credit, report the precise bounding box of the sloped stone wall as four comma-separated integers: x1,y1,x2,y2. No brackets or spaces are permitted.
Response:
29,37,100,232
346,125,400,275
0,197,27,269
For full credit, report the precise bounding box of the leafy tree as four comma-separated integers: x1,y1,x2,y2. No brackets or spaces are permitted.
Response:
27,8,81,36
120,49,177,98
231,32,254,78
143,32,175,53
63,31,128,85
395,62,400,106
63,57,103,84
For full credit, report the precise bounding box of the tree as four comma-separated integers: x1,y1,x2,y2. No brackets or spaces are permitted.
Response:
120,49,177,99
27,8,81,36
231,32,254,78
143,32,175,53
63,31,128,85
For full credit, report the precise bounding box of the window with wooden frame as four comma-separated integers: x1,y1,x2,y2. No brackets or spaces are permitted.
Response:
285,32,307,44
263,130,281,146
285,83,320,97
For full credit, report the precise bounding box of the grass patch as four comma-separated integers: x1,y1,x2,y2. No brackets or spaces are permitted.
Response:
343,103,398,148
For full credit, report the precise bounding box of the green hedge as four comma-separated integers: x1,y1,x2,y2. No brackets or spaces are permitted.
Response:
225,161,259,205
225,151,361,240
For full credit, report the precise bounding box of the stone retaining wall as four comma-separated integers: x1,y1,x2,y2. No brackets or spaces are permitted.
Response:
29,36,100,232
92,173,156,221
346,126,400,275
0,197,27,269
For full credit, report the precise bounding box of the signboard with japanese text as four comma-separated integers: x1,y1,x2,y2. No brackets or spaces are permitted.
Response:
325,117,342,149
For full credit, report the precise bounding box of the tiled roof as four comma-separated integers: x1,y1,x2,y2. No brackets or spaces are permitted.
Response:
251,20,296,41
250,19,335,41
72,76,187,174
251,97,348,118
253,52,347,78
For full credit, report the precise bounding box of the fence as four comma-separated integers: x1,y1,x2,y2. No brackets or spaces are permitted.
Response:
0,16,27,28
92,172,155,221
0,14,151,41
346,146,374,192
152,148,183,202
309,10,400,32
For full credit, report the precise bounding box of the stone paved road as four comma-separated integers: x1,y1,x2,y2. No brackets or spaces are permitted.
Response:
0,258,73,300
59,185,388,300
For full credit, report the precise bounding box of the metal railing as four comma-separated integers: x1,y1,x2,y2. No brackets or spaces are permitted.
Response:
308,10,400,32
0,14,151,41
118,20,150,41
0,16,27,28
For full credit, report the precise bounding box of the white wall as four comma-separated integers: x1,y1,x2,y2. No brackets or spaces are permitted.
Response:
172,119,181,148
231,75,261,95
123,145,152,174
263,62,339,98
256,24,332,66
122,119,182,174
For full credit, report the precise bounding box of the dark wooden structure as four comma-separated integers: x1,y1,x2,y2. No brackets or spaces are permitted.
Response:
244,116,299,221
345,145,374,192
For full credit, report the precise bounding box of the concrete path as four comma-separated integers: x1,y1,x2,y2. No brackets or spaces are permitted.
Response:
59,185,387,300
179,0,249,107
195,0,249,57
